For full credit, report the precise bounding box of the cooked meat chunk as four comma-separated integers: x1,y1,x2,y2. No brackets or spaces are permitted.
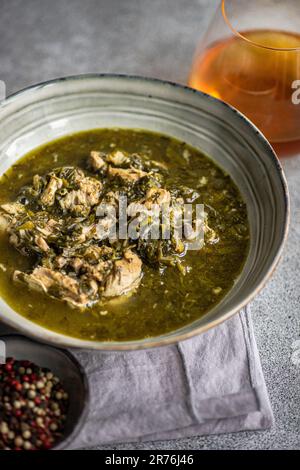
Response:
60,190,89,214
70,257,84,273
40,175,63,207
14,267,92,308
54,256,67,269
0,214,9,233
144,187,171,209
103,250,142,297
79,177,102,204
0,204,26,239
151,160,168,170
108,166,147,182
37,218,59,237
32,174,43,191
59,177,101,215
35,236,50,252
107,150,130,167
1,202,25,216
88,151,106,171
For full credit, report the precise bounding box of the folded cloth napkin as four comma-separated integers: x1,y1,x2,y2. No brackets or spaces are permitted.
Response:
66,305,273,449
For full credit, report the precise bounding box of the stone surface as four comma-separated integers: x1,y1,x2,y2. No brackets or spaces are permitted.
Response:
1,0,299,450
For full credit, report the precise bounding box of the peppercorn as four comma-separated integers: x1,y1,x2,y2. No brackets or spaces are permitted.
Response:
14,436,23,447
27,389,36,399
22,430,31,439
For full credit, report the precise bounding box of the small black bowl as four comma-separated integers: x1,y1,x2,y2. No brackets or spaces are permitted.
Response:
0,334,89,450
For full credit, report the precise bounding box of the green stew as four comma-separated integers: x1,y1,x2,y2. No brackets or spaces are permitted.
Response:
0,129,249,341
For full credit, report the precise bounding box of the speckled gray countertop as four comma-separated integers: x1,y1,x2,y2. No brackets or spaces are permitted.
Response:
1,0,299,450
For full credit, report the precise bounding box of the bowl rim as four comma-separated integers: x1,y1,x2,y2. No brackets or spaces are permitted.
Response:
0,333,90,449
0,73,290,350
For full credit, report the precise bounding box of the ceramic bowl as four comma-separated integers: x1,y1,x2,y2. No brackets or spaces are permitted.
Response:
0,74,289,350
0,334,88,449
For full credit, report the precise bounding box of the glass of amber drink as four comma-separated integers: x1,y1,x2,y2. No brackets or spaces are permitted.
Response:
189,0,300,143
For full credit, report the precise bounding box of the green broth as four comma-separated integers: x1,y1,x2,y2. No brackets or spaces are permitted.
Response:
0,129,249,341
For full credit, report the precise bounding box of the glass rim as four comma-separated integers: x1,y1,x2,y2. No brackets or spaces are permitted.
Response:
222,0,300,52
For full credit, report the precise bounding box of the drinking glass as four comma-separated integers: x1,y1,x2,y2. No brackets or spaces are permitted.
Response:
189,0,300,143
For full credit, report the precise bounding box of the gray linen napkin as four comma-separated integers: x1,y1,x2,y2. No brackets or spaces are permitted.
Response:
68,305,273,449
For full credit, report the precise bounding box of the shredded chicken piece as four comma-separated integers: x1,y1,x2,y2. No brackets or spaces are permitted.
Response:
40,175,63,207
54,256,67,269
71,257,84,273
35,236,50,252
108,166,147,182
79,177,102,204
1,202,25,216
13,267,92,308
46,247,114,291
107,150,130,166
88,151,106,171
0,214,9,233
144,187,171,209
103,250,142,297
37,218,58,237
32,174,43,191
59,177,102,214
